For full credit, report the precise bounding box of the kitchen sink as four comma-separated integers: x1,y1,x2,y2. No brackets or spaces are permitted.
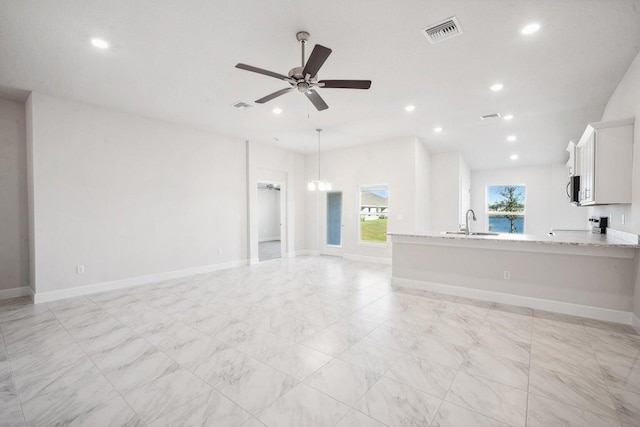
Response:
442,231,499,236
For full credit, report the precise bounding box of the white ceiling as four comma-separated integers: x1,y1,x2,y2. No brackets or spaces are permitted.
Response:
1,0,639,169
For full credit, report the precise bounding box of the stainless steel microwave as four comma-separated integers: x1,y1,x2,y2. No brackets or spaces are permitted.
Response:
567,175,580,205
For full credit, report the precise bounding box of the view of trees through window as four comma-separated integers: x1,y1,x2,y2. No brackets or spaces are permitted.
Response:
487,185,526,234
360,185,388,242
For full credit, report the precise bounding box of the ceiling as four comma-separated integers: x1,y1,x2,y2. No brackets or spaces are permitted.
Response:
1,0,640,170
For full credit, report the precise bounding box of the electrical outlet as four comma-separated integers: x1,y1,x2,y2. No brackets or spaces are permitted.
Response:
622,214,625,225
76,265,85,274
217,249,222,255
503,270,510,280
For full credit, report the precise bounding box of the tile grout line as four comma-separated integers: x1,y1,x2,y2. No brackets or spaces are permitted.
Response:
528,314,626,425
351,302,519,427
583,317,627,426
50,302,150,426
525,310,534,427
0,320,29,427
437,303,531,427
106,293,236,424
432,302,518,427
137,291,304,422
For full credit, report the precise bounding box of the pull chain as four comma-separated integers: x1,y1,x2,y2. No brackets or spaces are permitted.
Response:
316,129,322,181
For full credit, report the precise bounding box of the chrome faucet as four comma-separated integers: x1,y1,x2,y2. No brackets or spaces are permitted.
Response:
462,209,477,235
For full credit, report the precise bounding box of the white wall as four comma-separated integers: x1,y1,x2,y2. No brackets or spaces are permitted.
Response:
430,152,466,232
471,163,588,235
414,142,431,233
459,155,471,226
0,98,28,291
305,137,428,261
257,186,280,241
27,93,248,295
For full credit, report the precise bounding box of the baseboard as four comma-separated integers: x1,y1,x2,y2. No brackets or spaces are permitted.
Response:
249,258,260,265
258,237,281,243
633,314,640,334
33,259,249,304
343,254,392,265
392,277,633,325
286,251,307,258
289,250,320,257
0,286,32,301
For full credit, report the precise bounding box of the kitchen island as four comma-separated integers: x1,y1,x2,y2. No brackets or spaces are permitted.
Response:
388,230,640,324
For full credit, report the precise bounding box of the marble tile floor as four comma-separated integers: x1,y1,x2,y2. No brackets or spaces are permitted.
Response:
1,256,640,426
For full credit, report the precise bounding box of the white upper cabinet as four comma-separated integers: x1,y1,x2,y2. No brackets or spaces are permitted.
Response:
575,118,634,206
566,140,577,177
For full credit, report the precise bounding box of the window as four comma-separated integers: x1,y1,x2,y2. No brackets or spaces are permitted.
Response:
359,185,389,243
486,185,526,234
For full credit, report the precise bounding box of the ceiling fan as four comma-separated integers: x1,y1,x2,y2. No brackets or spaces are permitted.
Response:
235,31,372,111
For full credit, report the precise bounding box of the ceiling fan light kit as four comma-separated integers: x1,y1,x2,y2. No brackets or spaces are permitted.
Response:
235,31,372,111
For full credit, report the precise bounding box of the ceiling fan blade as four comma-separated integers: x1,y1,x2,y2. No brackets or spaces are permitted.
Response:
302,45,332,77
305,89,329,111
235,63,289,81
319,80,372,89
255,87,293,104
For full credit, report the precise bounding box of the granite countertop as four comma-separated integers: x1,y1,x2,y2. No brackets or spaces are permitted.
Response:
387,230,640,248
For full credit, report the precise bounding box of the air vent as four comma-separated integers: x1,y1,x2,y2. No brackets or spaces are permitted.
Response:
481,113,502,121
232,101,253,110
422,17,463,44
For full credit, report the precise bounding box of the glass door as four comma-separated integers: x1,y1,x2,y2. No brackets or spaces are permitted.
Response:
323,191,343,256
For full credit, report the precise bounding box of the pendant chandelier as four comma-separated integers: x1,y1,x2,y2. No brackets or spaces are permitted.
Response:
307,128,332,191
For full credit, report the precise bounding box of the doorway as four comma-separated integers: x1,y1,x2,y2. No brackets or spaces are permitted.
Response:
323,190,343,256
257,182,283,261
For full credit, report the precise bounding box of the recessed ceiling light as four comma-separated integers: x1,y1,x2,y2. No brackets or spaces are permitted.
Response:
521,23,541,35
510,154,519,160
503,114,514,121
272,108,283,114
507,135,517,142
433,127,443,133
490,83,504,92
405,105,416,112
90,38,110,49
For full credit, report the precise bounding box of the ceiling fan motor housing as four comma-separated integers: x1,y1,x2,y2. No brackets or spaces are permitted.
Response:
288,66,304,79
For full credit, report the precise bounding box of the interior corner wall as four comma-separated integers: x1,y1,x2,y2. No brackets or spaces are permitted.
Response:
430,152,462,232
26,94,35,292
0,97,29,292
304,153,321,253
28,93,248,296
247,141,305,261
414,140,431,232
305,137,419,261
471,163,589,235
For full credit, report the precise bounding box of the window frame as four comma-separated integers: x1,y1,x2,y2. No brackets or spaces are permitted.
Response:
485,184,527,234
358,184,389,246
